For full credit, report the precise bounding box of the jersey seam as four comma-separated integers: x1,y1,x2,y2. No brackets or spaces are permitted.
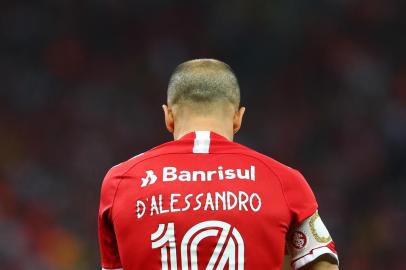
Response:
109,175,124,220
236,153,293,214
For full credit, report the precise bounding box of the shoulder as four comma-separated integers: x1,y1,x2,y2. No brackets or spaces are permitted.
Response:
101,141,171,186
107,153,146,177
103,151,150,182
99,151,153,209
232,142,312,199
233,142,300,178
235,144,318,223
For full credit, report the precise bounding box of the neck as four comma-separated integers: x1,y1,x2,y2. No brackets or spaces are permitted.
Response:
173,117,234,141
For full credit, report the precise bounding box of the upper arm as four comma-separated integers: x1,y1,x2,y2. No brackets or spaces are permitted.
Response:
282,255,292,270
283,169,318,224
299,254,339,270
283,254,339,270
283,170,339,269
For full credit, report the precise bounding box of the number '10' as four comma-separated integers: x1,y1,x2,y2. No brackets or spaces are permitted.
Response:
151,220,245,270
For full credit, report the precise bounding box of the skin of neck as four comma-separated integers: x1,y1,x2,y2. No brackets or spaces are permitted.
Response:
174,115,235,141
163,102,245,142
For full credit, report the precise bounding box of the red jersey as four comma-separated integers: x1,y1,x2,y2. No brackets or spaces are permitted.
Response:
98,131,338,270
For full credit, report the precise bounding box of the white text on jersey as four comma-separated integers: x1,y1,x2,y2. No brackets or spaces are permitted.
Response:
162,166,256,182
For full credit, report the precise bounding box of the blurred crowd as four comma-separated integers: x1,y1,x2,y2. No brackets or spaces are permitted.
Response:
0,0,405,269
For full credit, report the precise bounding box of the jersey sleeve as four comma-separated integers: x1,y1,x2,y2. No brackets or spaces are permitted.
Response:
98,167,123,270
284,169,318,225
287,211,339,269
283,170,338,269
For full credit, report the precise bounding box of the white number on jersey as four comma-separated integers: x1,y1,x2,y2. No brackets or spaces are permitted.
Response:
151,220,245,270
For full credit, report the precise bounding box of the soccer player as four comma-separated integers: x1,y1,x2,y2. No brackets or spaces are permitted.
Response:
98,59,339,270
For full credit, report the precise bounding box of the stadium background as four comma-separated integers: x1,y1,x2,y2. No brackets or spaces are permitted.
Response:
1,1,405,269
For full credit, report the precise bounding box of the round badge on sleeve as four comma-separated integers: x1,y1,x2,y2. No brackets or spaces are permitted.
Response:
309,212,332,243
291,231,307,249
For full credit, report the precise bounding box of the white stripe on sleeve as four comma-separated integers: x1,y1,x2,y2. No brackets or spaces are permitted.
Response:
292,246,338,269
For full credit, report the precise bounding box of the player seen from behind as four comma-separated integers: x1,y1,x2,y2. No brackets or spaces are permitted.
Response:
98,59,339,270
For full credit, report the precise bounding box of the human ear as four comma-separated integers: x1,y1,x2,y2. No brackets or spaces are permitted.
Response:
233,107,246,134
162,105,174,133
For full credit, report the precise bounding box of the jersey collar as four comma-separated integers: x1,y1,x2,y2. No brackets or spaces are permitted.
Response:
177,131,231,142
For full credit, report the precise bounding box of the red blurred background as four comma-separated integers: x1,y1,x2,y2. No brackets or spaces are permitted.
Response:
0,1,405,269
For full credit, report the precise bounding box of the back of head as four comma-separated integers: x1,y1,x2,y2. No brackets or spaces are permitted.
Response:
167,59,240,115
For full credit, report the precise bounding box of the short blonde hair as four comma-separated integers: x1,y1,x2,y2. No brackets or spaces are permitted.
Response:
167,59,240,110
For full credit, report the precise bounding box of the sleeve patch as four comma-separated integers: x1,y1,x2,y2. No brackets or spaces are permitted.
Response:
309,212,332,244
287,211,338,269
